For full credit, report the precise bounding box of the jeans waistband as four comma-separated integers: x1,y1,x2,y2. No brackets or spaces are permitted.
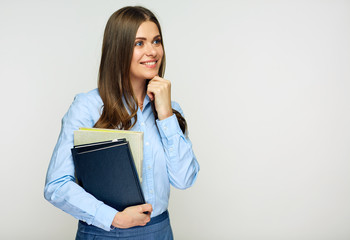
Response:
147,210,169,226
79,210,169,230
113,210,169,230
77,210,171,237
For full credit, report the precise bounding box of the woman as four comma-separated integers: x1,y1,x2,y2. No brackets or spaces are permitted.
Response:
44,6,199,239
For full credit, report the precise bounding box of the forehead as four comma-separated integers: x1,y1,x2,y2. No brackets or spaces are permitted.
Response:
135,21,160,37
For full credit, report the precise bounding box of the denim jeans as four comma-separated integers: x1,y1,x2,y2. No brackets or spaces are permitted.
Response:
76,210,173,240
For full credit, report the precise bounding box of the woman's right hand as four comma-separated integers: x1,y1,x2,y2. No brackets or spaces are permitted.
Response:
111,204,153,229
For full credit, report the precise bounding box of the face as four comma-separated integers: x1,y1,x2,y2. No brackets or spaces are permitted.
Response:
129,21,164,83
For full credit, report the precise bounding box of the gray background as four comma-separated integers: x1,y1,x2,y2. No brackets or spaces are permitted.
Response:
1,0,350,239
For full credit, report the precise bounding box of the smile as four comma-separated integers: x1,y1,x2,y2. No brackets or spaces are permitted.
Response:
140,60,158,68
143,61,156,65
141,60,157,65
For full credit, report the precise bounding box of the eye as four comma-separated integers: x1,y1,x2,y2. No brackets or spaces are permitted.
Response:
153,38,161,45
135,41,143,46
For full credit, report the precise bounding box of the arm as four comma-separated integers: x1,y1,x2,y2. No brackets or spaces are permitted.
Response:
44,93,152,230
147,77,200,189
44,93,118,231
156,102,200,189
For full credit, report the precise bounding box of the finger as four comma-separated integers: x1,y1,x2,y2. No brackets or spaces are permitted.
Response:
146,91,154,101
141,203,153,213
151,76,163,81
148,82,169,92
148,77,170,85
150,76,169,83
147,83,163,100
144,215,151,223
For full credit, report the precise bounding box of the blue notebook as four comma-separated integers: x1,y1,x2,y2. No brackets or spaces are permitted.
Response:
71,139,145,211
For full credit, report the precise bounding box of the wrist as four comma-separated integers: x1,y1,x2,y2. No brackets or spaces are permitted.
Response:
157,108,173,120
112,212,124,228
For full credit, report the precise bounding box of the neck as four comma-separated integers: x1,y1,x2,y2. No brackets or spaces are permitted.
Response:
131,78,147,107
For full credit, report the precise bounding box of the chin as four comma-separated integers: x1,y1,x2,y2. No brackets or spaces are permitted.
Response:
143,72,159,79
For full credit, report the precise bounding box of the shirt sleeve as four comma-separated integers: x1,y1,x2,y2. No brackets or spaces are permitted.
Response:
44,93,117,231
156,102,200,189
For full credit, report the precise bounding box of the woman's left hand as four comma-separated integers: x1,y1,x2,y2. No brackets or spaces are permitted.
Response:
147,76,173,120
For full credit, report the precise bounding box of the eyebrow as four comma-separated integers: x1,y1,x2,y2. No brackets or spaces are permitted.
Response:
135,35,161,40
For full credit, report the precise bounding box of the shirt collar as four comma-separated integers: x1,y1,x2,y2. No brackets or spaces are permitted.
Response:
143,94,151,109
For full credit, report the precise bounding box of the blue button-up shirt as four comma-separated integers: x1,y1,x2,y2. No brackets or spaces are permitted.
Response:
44,89,199,231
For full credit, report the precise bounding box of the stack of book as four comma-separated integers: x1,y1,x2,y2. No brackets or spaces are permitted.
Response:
71,128,145,211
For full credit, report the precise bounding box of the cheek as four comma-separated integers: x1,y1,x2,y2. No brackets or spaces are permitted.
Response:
131,49,142,65
157,48,164,65
158,48,164,59
130,55,140,75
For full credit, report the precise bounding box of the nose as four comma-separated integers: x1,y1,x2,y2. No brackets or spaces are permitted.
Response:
145,43,157,57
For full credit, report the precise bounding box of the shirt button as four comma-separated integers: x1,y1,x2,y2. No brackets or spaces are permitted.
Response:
147,165,151,170
169,147,173,152
140,122,145,126
145,142,149,146
150,190,153,194
163,126,167,131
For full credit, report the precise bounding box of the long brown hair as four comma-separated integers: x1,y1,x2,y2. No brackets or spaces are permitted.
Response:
94,6,187,133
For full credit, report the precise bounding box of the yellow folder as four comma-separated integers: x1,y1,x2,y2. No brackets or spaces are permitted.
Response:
74,127,143,182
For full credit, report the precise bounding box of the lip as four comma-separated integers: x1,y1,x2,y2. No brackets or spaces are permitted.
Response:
140,59,158,63
140,59,158,69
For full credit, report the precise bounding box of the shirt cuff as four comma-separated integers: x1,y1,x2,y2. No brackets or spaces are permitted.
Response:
92,204,118,231
156,114,183,139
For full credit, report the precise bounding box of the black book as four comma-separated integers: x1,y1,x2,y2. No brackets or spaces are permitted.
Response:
71,139,145,211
